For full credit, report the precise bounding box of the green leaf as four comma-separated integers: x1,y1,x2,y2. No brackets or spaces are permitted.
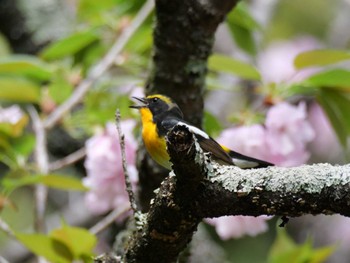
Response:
285,84,318,97
317,89,350,147
77,40,106,71
51,224,96,259
226,2,259,55
1,174,87,193
15,233,73,263
228,24,256,55
295,49,350,69
40,30,99,60
41,174,88,191
324,91,350,133
48,69,74,104
309,245,336,263
268,228,334,263
1,174,41,193
0,55,53,81
10,134,35,157
203,111,223,138
303,69,350,90
0,114,28,137
268,228,296,263
0,77,41,102
85,92,131,125
77,0,117,23
227,2,260,30
208,54,261,80
0,34,11,56
125,26,153,54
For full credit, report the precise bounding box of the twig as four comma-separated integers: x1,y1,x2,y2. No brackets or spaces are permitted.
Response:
43,0,155,129
115,109,138,215
28,106,49,234
49,147,86,171
0,256,10,263
0,216,15,238
89,204,130,235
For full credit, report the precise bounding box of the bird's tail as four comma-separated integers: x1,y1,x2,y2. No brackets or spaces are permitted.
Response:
221,145,273,169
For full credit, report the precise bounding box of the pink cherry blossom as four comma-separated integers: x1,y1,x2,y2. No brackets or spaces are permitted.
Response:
307,102,343,163
217,102,315,168
265,102,315,167
217,124,268,161
205,216,270,240
257,37,321,84
83,120,138,215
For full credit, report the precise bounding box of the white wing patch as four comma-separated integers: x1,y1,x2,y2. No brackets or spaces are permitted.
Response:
232,158,259,169
177,121,210,139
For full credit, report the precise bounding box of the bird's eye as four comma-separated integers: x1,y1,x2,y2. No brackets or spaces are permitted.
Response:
152,97,159,103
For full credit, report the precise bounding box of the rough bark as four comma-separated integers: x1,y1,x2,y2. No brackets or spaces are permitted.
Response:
147,0,239,126
122,125,350,263
0,0,44,54
138,0,239,212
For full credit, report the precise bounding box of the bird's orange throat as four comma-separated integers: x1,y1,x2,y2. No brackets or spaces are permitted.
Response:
139,108,172,169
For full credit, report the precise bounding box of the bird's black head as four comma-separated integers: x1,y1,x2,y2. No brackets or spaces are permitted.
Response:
130,94,184,119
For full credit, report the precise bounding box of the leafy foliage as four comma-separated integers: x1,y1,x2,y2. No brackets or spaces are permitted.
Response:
208,54,261,80
294,49,350,69
15,224,96,263
0,77,41,103
40,30,100,61
1,174,88,194
0,55,53,81
226,2,260,55
268,228,335,263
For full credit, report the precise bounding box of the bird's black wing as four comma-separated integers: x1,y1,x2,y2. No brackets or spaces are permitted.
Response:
162,120,273,169
166,121,234,165
195,135,234,165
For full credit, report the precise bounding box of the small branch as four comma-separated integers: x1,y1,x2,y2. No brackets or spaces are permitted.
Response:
0,255,10,263
28,106,49,234
43,0,155,129
49,147,86,171
89,204,130,235
115,110,138,214
0,216,15,238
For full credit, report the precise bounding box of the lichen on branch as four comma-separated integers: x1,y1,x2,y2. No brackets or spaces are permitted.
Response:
122,123,350,263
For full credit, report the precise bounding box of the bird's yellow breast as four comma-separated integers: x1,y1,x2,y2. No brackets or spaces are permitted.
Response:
140,108,172,169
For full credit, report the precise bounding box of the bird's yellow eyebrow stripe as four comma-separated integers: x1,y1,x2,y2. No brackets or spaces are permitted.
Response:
147,94,172,104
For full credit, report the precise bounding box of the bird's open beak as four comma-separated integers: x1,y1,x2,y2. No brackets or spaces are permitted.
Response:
129,96,148,109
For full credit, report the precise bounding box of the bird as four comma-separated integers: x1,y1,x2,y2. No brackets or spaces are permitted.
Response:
130,94,273,170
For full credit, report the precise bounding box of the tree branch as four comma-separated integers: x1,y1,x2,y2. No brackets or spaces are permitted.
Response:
123,125,350,263
199,163,350,217
48,147,86,171
0,216,15,238
28,106,49,234
115,110,138,214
